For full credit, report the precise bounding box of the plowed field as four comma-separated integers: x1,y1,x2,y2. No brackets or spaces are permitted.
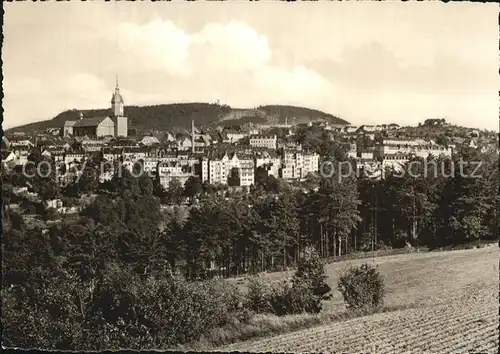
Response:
218,246,499,353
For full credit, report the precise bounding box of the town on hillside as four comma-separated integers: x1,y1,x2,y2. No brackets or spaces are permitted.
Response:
3,81,498,203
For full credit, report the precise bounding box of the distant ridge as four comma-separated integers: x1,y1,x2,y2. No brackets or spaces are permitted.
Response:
6,103,349,134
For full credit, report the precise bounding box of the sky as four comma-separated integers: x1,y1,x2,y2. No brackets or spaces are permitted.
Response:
3,2,498,130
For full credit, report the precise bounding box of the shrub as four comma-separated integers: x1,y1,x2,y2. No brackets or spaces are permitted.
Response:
293,247,332,308
338,263,385,310
260,247,332,316
272,278,318,316
268,281,292,316
79,265,246,350
246,276,273,313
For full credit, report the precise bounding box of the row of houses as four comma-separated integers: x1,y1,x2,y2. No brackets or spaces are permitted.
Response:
34,145,320,189
343,138,456,176
148,148,319,188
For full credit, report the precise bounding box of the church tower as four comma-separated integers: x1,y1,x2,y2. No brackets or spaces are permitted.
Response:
110,76,128,137
111,76,124,117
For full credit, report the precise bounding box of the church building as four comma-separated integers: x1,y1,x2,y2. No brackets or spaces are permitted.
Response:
63,78,128,138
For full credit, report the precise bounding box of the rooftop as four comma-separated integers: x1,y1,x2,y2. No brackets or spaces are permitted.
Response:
73,117,110,128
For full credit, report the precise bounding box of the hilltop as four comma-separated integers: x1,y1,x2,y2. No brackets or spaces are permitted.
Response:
5,103,349,134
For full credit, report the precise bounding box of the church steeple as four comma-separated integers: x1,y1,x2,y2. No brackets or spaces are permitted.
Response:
111,75,124,117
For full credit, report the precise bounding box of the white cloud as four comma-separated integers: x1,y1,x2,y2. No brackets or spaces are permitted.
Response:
253,65,335,106
3,77,42,97
112,19,332,110
190,21,271,72
115,19,273,75
116,19,191,76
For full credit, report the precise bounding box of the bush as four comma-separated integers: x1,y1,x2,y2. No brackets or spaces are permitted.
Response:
3,260,248,351
269,278,318,316
85,269,247,348
294,247,332,302
246,276,273,313
291,247,332,313
338,263,385,310
249,247,332,316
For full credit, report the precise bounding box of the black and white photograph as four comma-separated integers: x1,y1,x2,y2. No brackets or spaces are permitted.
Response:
1,1,499,352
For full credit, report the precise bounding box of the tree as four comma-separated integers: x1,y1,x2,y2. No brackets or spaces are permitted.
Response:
138,174,154,196
258,192,301,268
166,178,184,205
75,162,99,195
184,176,203,199
266,174,280,193
254,166,269,187
228,167,241,187
292,247,332,313
304,170,361,259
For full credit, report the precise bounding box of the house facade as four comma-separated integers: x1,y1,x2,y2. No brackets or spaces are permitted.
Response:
249,135,277,149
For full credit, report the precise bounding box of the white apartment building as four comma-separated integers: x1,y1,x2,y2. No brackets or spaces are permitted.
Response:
379,139,452,159
249,135,277,150
254,151,281,178
122,147,149,162
283,149,297,167
206,151,255,186
142,158,161,174
239,161,255,187
64,152,85,165
199,157,209,183
281,150,319,180
277,141,302,150
208,158,226,185
412,145,452,159
157,161,195,188
301,152,320,178
143,154,198,175
279,164,296,179
381,153,411,172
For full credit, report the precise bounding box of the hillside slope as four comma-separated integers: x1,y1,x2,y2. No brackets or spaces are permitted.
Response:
6,103,349,134
218,247,499,353
258,105,348,125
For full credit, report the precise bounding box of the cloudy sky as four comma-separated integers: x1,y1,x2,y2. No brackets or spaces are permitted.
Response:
3,2,498,130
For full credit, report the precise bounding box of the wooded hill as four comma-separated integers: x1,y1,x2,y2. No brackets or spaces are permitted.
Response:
6,103,349,134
